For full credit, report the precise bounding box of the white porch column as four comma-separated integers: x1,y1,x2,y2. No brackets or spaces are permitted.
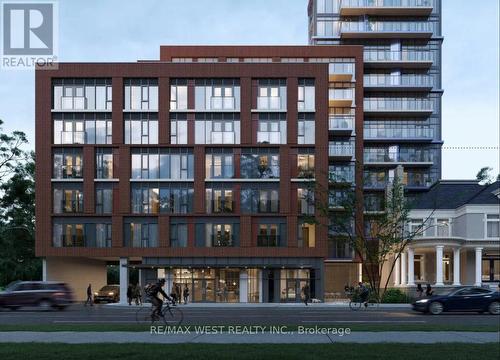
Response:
435,245,444,286
453,248,461,286
239,270,248,303
119,257,129,304
42,258,47,281
394,255,401,286
400,252,407,286
407,248,415,286
474,247,483,286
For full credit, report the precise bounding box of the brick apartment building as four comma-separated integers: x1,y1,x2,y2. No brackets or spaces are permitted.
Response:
36,46,365,302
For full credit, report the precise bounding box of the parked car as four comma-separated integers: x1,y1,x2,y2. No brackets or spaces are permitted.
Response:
0,281,74,311
412,286,500,315
93,285,120,303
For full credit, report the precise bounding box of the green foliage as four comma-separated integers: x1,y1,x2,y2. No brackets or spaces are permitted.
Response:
381,288,411,304
0,119,28,181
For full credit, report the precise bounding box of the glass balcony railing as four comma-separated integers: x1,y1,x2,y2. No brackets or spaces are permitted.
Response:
341,21,433,34
211,235,235,247
210,97,236,110
210,131,236,144
329,116,355,131
257,97,282,110
364,74,433,87
364,127,434,139
60,200,84,213
60,235,86,247
329,143,355,157
61,96,86,110
329,171,355,183
257,235,280,247
257,200,280,213
209,200,234,214
364,50,433,62
364,152,433,163
341,0,434,9
54,165,83,179
364,98,433,112
61,131,86,144
257,131,281,144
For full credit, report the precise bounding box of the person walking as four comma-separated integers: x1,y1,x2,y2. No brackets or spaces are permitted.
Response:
302,284,311,306
425,284,433,297
416,283,424,298
175,283,181,304
127,284,133,305
134,284,142,305
183,284,190,304
84,284,93,306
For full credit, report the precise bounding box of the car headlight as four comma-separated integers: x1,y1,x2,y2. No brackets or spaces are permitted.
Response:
108,292,114,296
94,292,98,296
415,299,429,303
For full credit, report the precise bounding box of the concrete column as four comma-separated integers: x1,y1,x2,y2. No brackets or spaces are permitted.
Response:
166,269,173,295
394,255,401,286
435,245,444,286
42,258,47,281
407,248,415,286
258,270,263,303
474,247,483,286
119,257,129,304
239,270,248,303
453,248,461,286
400,252,407,286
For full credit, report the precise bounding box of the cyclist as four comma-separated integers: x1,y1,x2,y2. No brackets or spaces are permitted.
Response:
358,282,370,307
148,279,174,321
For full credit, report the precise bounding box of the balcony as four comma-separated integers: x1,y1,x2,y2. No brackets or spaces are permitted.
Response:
364,98,433,116
61,96,86,110
297,168,316,179
257,235,280,247
339,0,433,16
363,127,434,142
364,50,433,69
329,116,355,135
329,63,355,82
211,235,236,247
364,74,433,91
59,199,84,213
329,143,355,159
364,152,433,167
329,89,355,107
210,131,236,144
61,131,86,145
257,131,282,144
329,171,355,184
54,165,83,179
210,97,236,111
341,21,434,39
257,97,283,111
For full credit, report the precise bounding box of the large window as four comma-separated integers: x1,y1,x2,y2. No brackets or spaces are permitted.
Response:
53,185,83,214
195,220,240,247
297,113,315,144
53,113,112,145
195,79,240,111
257,113,287,144
241,185,279,213
206,186,234,213
298,221,316,248
124,113,158,144
131,148,194,180
170,80,188,110
297,188,315,215
53,223,84,247
482,259,500,282
205,149,234,179
195,113,240,144
131,183,193,214
257,222,286,247
124,221,158,248
52,221,112,248
257,79,286,110
298,79,315,111
486,214,499,238
170,113,188,144
95,184,113,214
96,148,114,179
53,148,82,179
170,220,188,248
241,148,279,179
297,151,315,178
124,79,158,111
53,78,112,111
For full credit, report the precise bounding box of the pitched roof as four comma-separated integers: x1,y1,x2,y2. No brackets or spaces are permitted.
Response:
411,180,500,210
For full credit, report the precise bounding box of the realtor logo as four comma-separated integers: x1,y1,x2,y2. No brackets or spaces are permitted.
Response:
1,1,58,69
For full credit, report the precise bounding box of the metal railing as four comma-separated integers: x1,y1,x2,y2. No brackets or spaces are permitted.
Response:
328,144,355,157
210,97,236,110
364,98,433,111
211,235,236,247
329,116,355,131
341,21,433,33
54,165,83,179
364,50,433,62
209,200,234,214
60,131,86,144
341,0,433,9
363,127,434,139
59,199,84,213
257,96,283,110
364,74,433,87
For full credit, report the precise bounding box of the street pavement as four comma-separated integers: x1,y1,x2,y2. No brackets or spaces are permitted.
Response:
0,303,499,327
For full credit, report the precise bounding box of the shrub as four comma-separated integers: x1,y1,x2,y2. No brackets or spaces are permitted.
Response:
381,288,411,303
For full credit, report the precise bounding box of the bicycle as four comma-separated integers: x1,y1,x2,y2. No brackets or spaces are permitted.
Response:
135,299,183,325
348,289,380,311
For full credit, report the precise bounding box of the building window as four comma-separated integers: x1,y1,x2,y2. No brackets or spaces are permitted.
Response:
257,223,285,247
194,79,240,111
257,79,286,110
125,222,158,248
53,113,112,145
241,148,279,179
195,113,240,144
436,218,450,237
96,148,113,179
205,149,234,179
95,185,113,214
124,113,158,144
206,224,236,247
241,185,279,214
329,165,354,183
170,114,188,144
298,79,315,111
131,184,159,214
52,78,112,111
53,186,83,214
298,221,316,248
170,221,188,248
124,79,158,110
487,214,500,238
170,82,188,110
298,188,315,215
297,152,315,178
408,219,424,237
328,239,353,259
131,148,194,180
206,186,234,213
52,223,85,247
131,183,193,214
53,148,82,179
257,113,287,144
297,113,315,144
482,259,500,282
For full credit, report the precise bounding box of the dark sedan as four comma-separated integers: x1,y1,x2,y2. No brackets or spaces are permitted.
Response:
413,286,500,315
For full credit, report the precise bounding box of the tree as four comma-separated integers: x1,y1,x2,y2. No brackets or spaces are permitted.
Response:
306,165,433,300
476,166,498,185
0,152,40,286
0,119,28,182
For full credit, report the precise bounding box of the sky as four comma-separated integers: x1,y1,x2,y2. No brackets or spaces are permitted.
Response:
0,0,498,180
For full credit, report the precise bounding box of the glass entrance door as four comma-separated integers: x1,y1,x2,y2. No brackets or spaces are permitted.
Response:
193,279,216,302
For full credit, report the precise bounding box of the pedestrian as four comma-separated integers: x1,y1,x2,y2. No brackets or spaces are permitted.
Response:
183,284,190,304
425,284,433,297
416,283,424,298
84,283,93,306
127,284,133,305
302,284,311,306
134,284,142,305
175,283,181,304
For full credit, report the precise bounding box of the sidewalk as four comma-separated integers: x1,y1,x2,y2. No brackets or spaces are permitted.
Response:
0,331,498,344
107,302,412,309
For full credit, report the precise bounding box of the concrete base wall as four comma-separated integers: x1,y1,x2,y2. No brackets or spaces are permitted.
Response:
45,257,108,301
324,262,360,301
